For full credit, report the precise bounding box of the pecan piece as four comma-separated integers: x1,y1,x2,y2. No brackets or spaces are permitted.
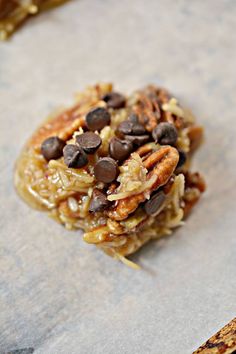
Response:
27,108,86,150
26,83,113,150
132,86,161,132
183,171,206,216
188,125,204,152
132,85,186,132
193,317,236,354
108,146,179,221
135,143,154,158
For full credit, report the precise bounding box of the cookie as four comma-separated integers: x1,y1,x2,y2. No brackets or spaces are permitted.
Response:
14,83,206,266
193,318,236,354
0,0,70,40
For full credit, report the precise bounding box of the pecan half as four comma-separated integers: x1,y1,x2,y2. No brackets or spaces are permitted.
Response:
135,143,155,158
0,0,17,20
132,85,186,131
26,83,112,150
132,86,161,132
108,145,179,221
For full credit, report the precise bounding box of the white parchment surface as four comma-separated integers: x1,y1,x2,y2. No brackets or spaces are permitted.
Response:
0,1,235,353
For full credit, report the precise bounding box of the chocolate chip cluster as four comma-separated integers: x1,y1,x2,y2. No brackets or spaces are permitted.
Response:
40,94,126,181
40,90,186,214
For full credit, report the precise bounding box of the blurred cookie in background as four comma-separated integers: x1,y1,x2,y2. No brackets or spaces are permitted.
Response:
0,0,71,40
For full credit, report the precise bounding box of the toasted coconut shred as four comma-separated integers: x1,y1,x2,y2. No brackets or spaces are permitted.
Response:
14,83,206,267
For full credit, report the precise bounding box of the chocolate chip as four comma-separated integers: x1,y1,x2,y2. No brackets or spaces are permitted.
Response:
76,132,102,154
125,134,150,146
85,107,111,131
128,113,139,123
94,157,119,183
144,191,166,216
152,122,178,145
177,150,187,168
117,120,146,136
102,92,126,109
63,144,88,168
41,136,65,161
89,188,111,212
109,137,133,162
132,123,147,135
117,120,133,135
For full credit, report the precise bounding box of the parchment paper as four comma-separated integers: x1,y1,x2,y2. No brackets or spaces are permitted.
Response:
0,1,235,353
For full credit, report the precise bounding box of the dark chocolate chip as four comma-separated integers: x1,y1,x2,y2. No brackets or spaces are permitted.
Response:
102,92,126,109
152,122,178,145
94,157,119,183
63,144,88,168
85,107,111,131
128,113,139,123
117,120,146,136
125,134,150,146
144,191,166,216
41,136,65,161
117,120,133,135
89,188,111,212
109,137,133,162
132,123,147,135
76,132,102,154
177,150,187,168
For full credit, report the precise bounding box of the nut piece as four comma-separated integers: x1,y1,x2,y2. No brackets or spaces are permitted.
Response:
183,171,206,216
133,86,161,132
193,317,236,354
108,145,179,220
188,125,204,152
